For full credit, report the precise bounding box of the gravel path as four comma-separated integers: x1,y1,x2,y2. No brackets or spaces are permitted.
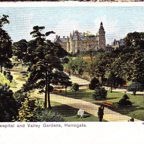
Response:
11,70,142,122
36,93,141,122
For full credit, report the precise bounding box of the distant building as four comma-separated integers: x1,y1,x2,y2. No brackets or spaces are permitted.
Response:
111,39,124,50
105,44,114,52
54,22,106,53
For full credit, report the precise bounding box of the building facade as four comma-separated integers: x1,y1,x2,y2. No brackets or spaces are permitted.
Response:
54,22,106,53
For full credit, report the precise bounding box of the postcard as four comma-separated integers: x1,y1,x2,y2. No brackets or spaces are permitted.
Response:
0,2,144,144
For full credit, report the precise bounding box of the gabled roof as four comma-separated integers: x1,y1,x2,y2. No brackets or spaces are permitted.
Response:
60,38,67,42
54,37,67,43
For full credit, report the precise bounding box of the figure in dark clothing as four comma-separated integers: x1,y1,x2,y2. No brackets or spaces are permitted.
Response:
128,114,135,122
98,105,104,122
130,117,134,122
68,71,71,76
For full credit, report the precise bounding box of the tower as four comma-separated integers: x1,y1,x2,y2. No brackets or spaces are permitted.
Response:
97,22,106,50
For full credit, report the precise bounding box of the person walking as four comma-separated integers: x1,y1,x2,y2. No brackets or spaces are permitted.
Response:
98,104,104,122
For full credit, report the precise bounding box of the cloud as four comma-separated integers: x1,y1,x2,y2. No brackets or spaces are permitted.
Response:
92,15,120,44
49,18,80,41
49,16,121,44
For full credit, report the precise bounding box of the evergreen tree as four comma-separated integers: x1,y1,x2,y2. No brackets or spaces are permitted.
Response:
23,26,70,109
0,14,13,73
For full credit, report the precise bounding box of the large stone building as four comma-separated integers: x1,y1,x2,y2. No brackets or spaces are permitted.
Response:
54,22,106,53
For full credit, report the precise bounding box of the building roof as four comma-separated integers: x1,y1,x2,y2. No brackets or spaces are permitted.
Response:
99,22,105,31
54,37,68,43
54,22,104,42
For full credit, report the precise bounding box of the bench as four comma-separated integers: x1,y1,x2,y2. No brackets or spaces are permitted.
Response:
102,100,113,107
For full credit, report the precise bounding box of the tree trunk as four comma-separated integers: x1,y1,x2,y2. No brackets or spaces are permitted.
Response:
65,86,67,94
45,71,52,109
1,64,3,73
44,82,48,108
47,82,51,109
111,83,113,93
133,90,136,95
101,74,104,85
45,71,48,108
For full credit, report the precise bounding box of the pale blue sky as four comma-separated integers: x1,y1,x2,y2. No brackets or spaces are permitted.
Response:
1,6,144,44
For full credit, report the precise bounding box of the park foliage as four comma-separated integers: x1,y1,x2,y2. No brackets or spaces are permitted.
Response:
1,14,144,121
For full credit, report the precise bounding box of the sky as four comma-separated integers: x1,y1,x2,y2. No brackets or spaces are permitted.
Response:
1,4,144,44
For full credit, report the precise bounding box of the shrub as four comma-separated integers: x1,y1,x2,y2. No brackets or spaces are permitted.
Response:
127,82,144,95
118,94,132,106
93,87,107,100
17,98,43,122
89,77,99,90
13,90,28,107
0,85,19,122
39,109,65,122
71,83,79,92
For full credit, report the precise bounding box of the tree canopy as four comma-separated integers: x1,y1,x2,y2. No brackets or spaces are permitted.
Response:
12,39,28,60
0,14,13,72
23,26,71,108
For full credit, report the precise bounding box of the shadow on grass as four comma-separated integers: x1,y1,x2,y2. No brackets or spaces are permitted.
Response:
94,100,144,114
52,104,108,122
52,104,92,117
52,104,78,117
116,105,144,115
52,91,91,100
106,97,119,100
131,93,144,96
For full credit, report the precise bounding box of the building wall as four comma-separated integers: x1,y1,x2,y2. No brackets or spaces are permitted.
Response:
55,22,106,53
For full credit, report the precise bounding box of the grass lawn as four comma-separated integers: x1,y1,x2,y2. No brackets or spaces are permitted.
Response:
51,101,108,122
53,89,144,121
37,98,107,122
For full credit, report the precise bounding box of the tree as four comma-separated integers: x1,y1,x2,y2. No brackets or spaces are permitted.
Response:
58,73,72,93
107,72,117,93
0,84,19,121
4,71,13,83
0,14,13,73
17,98,43,122
74,56,87,75
127,82,144,95
93,87,107,100
123,32,144,47
118,94,132,106
23,26,70,109
12,39,28,61
71,83,79,96
88,52,115,83
89,77,100,90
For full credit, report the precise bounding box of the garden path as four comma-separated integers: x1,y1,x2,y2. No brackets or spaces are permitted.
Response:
11,70,142,122
35,93,141,122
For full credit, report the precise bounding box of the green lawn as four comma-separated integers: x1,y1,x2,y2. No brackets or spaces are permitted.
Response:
37,98,107,122
53,89,144,121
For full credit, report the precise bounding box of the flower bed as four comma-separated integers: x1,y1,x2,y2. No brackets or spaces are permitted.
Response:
53,89,65,94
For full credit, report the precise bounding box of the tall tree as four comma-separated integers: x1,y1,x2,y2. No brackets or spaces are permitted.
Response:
0,84,18,122
0,14,13,73
12,39,28,60
23,26,70,109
